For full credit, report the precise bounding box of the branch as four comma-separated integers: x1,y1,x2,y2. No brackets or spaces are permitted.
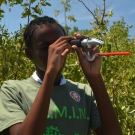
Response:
27,0,32,23
100,0,106,25
78,0,99,25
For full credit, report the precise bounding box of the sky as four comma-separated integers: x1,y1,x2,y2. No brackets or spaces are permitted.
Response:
1,0,135,38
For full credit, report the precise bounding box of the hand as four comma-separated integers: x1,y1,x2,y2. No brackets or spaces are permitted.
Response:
72,33,101,78
46,36,75,74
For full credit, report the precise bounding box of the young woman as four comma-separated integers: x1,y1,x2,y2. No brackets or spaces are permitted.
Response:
0,16,123,135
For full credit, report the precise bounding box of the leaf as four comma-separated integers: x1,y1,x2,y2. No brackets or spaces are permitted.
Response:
45,2,51,6
0,8,5,13
21,12,28,18
67,15,76,22
31,14,38,18
26,8,31,15
32,6,42,15
0,0,7,5
110,78,113,83
31,0,36,4
21,2,29,7
16,0,23,4
54,10,60,17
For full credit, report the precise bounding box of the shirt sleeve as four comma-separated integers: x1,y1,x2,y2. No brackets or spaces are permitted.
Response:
0,81,26,132
89,95,101,131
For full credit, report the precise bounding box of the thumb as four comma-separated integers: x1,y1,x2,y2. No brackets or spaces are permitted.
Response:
72,45,84,61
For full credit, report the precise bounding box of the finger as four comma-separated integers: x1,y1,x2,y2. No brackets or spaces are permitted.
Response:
52,36,75,47
83,47,100,55
82,47,93,53
61,49,70,57
73,32,77,39
93,46,100,52
89,48,101,60
53,38,74,54
91,47,100,55
81,46,100,61
62,41,75,53
57,36,75,42
74,33,85,39
72,45,84,60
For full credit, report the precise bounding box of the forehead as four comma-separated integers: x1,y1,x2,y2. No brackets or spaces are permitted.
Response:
32,24,65,44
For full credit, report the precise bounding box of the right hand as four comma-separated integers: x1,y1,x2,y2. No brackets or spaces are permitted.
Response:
46,36,75,74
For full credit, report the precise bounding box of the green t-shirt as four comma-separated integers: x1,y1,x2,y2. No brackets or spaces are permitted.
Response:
0,76,101,135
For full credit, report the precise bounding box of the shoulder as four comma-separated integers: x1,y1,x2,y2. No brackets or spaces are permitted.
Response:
0,76,39,95
1,78,26,89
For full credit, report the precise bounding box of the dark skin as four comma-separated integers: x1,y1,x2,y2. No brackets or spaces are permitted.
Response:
2,24,122,135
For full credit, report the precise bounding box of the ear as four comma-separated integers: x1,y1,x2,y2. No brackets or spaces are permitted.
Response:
25,47,33,60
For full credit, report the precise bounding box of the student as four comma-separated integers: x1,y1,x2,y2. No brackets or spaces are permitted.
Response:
0,16,122,135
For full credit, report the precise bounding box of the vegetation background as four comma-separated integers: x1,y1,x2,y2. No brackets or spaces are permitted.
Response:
0,0,135,134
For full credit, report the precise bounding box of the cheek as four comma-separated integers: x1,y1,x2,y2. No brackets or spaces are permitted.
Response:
33,50,48,70
37,50,48,60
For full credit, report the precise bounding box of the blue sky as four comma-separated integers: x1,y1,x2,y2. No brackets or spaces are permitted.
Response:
1,0,135,38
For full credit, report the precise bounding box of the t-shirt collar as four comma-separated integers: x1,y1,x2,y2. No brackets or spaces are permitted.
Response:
32,71,66,85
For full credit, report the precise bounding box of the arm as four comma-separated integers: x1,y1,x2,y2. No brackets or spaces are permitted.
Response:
0,72,55,135
9,71,56,135
9,36,74,135
72,33,123,135
88,74,122,135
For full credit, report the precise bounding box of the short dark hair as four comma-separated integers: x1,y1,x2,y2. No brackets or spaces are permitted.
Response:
23,16,66,48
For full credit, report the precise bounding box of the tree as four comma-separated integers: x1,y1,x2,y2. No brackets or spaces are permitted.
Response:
54,0,76,35
0,0,51,84
0,0,135,134
64,0,135,134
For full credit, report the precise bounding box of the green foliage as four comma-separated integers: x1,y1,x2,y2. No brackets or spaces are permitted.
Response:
54,0,76,35
54,9,60,17
0,8,4,21
0,1,135,134
0,0,51,21
61,0,71,12
100,18,135,135
0,0,51,83
21,0,51,21
65,16,135,134
67,15,76,22
0,25,35,84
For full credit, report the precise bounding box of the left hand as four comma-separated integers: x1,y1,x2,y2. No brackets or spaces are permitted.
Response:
72,33,102,79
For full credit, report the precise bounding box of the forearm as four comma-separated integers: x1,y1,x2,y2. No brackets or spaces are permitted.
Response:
87,74,123,135
10,71,56,135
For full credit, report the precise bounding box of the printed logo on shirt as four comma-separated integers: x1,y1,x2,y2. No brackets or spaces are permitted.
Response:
43,126,79,135
70,91,81,102
47,106,90,120
45,106,90,135
44,126,63,135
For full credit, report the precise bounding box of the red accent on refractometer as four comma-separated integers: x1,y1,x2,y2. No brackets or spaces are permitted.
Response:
99,52,130,56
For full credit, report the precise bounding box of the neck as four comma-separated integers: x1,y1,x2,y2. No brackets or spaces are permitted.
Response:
36,68,62,86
